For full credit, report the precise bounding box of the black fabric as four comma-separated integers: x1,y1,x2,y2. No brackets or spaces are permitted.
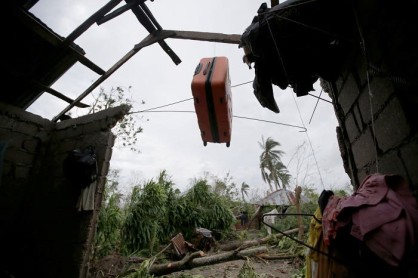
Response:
63,146,98,189
318,189,334,214
239,0,354,113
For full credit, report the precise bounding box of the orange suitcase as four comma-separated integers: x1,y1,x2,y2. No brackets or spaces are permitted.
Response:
191,56,232,147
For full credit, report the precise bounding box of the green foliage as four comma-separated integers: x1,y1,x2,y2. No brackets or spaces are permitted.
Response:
210,172,239,201
93,170,241,263
120,171,236,255
291,264,306,278
121,258,155,278
122,179,168,255
168,275,204,278
93,169,124,259
259,136,291,192
238,257,260,278
88,86,145,153
178,179,236,238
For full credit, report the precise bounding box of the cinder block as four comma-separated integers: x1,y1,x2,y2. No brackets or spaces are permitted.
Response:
52,126,84,141
377,150,408,179
400,137,418,190
22,139,39,153
4,148,35,166
374,97,410,152
345,112,360,143
352,128,377,168
0,116,14,129
12,121,39,136
358,76,394,125
353,105,364,130
14,164,32,179
338,72,361,114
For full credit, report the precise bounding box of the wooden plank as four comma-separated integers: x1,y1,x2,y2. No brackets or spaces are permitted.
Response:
62,0,123,45
53,29,241,122
96,0,143,26
145,30,242,45
52,47,139,122
129,1,181,65
30,80,89,108
14,7,106,75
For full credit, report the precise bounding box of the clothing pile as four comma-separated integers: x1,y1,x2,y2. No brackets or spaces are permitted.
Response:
306,173,418,278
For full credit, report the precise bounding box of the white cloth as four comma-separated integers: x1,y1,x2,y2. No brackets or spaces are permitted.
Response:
76,180,96,211
263,208,279,235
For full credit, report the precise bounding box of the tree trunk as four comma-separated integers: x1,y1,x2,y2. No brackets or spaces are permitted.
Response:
246,205,262,230
295,186,304,240
148,251,204,275
148,247,268,275
217,228,299,251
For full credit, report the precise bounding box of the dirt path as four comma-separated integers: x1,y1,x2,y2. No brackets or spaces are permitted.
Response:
159,258,301,278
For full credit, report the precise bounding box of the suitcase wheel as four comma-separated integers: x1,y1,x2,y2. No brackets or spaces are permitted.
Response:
226,142,230,148
203,141,207,147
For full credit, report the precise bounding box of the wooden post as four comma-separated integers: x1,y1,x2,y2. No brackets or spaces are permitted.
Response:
295,186,304,240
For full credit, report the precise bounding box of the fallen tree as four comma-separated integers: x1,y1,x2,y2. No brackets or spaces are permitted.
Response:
124,227,300,276
217,227,299,251
148,246,268,275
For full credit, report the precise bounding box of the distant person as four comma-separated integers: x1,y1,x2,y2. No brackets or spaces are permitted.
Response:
239,211,249,227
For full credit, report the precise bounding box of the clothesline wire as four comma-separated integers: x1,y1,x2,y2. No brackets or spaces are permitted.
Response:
290,92,325,190
265,15,326,190
309,88,323,124
131,109,307,132
234,80,332,104
353,4,379,172
262,214,355,267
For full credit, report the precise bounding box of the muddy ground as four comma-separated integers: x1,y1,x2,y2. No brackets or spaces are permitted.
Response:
159,257,303,278
90,229,304,278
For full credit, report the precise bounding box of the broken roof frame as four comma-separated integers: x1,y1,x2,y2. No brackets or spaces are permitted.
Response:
50,0,241,122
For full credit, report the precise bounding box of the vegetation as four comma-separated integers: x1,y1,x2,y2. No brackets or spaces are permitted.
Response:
93,169,124,258
259,136,291,192
93,171,238,259
69,85,146,153
88,95,351,276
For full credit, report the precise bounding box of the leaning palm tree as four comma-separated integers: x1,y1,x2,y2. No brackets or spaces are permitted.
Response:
259,136,285,192
271,160,291,191
240,182,250,202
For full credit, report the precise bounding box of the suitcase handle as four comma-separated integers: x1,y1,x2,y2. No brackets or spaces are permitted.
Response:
194,63,203,76
203,61,211,75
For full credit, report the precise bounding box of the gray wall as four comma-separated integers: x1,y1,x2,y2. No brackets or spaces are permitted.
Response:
326,0,418,196
0,102,129,278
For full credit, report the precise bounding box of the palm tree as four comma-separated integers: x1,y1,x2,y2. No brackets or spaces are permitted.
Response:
271,160,291,191
240,182,250,202
259,136,286,192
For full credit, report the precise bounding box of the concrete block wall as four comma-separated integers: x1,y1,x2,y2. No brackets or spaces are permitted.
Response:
326,15,418,197
0,102,52,277
0,102,130,278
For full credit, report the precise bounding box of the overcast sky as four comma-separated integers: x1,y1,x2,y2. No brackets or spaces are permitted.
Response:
28,0,351,198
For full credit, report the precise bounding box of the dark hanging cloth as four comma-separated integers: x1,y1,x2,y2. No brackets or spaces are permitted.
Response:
239,0,353,113
63,146,98,189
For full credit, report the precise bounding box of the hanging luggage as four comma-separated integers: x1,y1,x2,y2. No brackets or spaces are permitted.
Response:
191,56,232,147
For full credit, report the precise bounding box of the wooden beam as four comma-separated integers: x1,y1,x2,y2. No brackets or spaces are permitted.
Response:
62,0,123,45
53,29,242,122
96,0,143,26
30,80,89,108
52,47,140,122
15,7,106,75
164,30,241,44
134,30,241,48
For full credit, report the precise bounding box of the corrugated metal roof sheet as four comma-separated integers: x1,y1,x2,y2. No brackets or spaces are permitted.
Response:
256,189,309,206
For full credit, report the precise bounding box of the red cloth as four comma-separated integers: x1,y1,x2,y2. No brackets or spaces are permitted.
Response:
322,173,418,266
